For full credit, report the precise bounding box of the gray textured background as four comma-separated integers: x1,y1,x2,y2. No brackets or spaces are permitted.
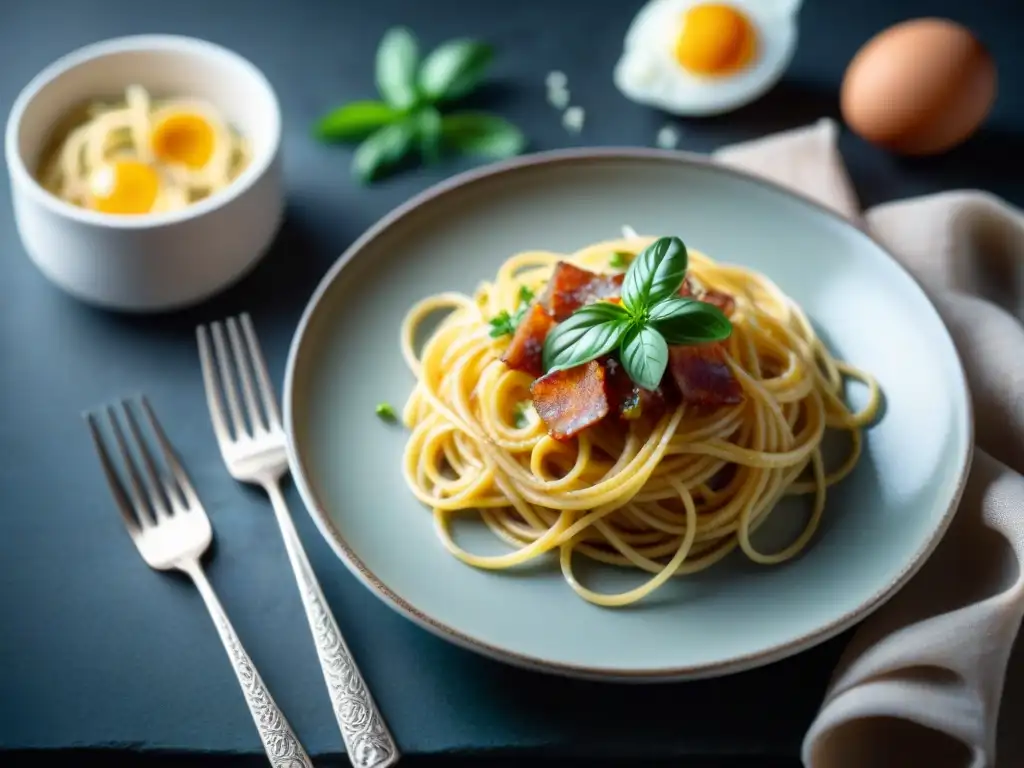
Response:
1,0,1022,765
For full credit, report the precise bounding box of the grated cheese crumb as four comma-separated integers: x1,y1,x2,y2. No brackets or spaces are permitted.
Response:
545,70,568,92
548,88,570,110
562,106,585,134
545,70,571,109
656,125,680,149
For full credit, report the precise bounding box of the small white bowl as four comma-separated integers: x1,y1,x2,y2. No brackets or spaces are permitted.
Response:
4,35,284,312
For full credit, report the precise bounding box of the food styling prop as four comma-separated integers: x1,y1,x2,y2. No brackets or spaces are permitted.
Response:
4,35,283,311
614,0,803,116
840,18,997,156
713,117,1024,767
84,397,311,767
315,26,525,183
196,313,399,768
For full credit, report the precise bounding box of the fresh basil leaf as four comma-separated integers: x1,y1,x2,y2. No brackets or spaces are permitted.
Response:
621,325,669,390
414,106,442,164
622,236,688,313
650,298,732,344
376,27,420,110
351,121,416,183
542,304,628,373
418,40,493,102
314,101,400,142
441,112,526,158
647,297,701,322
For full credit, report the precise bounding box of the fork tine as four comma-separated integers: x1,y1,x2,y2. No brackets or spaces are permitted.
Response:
227,316,265,434
104,405,155,527
121,400,172,519
197,325,233,448
240,313,282,429
211,321,248,439
140,396,201,510
84,412,141,535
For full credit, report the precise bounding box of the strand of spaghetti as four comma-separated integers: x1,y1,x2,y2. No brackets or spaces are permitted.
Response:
399,237,880,606
561,484,698,607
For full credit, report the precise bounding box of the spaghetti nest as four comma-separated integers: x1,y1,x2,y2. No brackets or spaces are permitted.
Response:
399,234,880,607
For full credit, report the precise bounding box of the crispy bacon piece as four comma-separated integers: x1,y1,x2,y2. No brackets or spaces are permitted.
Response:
501,303,555,377
700,288,736,316
679,278,736,316
603,358,677,422
543,262,625,321
668,343,744,407
530,361,610,440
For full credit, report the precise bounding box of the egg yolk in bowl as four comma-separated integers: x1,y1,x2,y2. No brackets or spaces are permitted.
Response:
88,160,160,215
674,3,757,76
151,112,216,169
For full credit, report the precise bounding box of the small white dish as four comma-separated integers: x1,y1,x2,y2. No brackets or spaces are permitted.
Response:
4,35,284,312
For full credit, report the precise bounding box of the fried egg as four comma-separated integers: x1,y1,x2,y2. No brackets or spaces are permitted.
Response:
614,0,801,116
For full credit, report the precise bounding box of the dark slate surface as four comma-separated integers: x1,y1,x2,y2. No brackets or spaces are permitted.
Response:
1,0,1021,764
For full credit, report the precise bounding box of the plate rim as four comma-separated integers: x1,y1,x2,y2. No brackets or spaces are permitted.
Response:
283,146,975,682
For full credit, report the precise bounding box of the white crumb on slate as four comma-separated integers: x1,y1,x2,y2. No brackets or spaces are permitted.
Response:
545,70,571,109
656,125,680,149
562,106,585,133
548,89,571,109
546,70,568,91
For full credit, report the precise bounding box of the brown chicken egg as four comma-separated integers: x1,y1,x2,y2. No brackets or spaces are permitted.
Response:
840,18,997,155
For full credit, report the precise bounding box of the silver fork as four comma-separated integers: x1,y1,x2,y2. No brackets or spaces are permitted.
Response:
84,397,312,768
197,314,399,768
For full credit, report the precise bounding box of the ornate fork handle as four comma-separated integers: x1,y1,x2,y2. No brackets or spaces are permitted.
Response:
265,481,400,768
182,560,314,768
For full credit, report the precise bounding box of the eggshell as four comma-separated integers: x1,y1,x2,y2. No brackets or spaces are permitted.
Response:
840,18,997,155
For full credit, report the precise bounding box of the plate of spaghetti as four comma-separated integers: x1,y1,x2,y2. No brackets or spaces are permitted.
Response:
285,148,972,680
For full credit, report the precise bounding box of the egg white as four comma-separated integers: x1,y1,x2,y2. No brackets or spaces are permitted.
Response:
614,0,801,117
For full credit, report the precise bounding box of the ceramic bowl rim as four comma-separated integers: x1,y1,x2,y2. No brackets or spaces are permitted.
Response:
3,33,282,230
282,146,974,681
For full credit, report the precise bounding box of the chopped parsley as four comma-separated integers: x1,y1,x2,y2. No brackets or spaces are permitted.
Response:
488,310,517,338
609,250,633,269
375,402,397,421
488,284,537,338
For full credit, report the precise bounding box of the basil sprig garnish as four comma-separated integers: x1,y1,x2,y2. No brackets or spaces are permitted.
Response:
315,26,526,183
541,236,732,390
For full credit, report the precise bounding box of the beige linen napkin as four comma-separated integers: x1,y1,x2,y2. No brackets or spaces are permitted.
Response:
712,119,1024,768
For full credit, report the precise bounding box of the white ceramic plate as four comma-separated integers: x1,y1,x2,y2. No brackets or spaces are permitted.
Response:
284,149,972,681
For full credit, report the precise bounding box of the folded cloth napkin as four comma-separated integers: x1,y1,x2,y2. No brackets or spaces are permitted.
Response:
712,119,1024,768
